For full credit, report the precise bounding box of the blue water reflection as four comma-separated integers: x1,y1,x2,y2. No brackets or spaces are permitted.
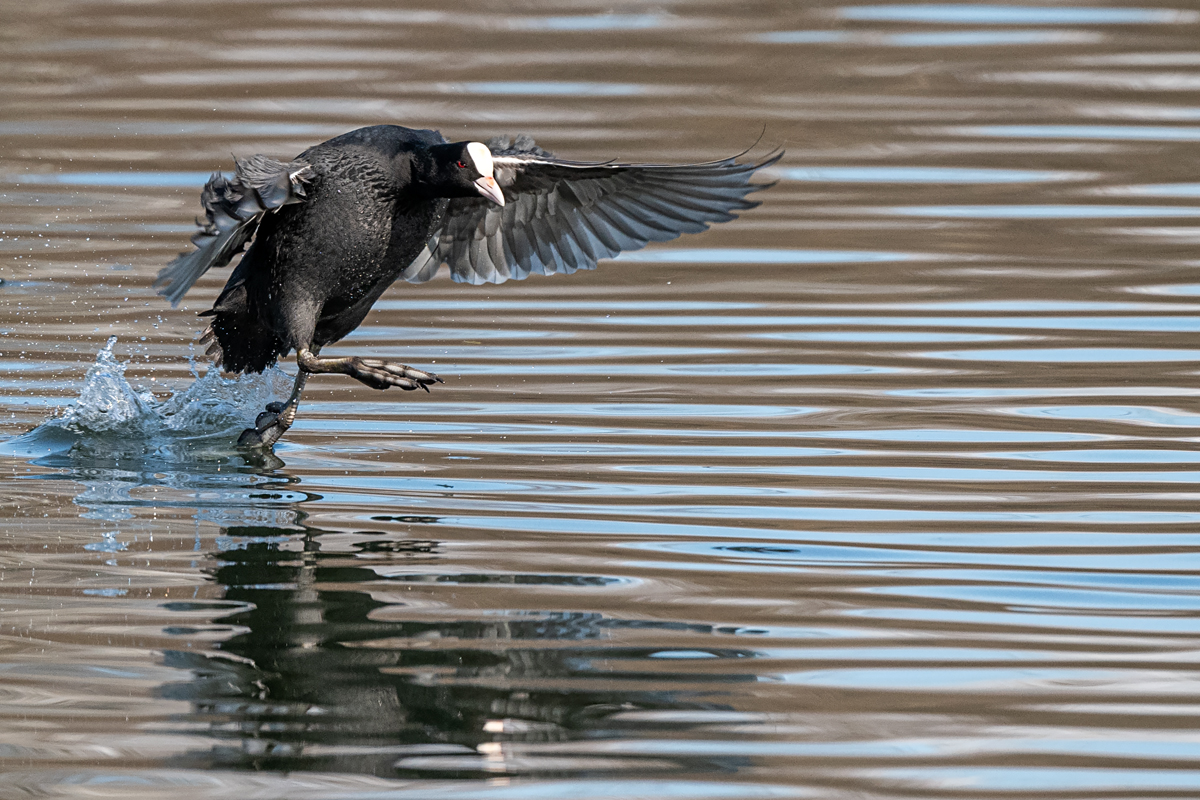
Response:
927,347,1200,361
889,205,1200,218
567,313,1200,329
462,81,644,96
1107,182,1200,196
4,172,213,187
1011,405,1200,426
877,583,1200,611
878,767,1200,793
614,248,923,264
952,124,1200,141
760,29,1102,46
777,166,1083,183
512,14,665,31
619,463,1200,485
837,5,1197,24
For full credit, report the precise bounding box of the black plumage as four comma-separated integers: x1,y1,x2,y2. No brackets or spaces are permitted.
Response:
158,125,780,447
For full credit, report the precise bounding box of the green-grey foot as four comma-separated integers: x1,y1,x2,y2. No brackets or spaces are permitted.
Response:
349,359,442,392
238,405,291,448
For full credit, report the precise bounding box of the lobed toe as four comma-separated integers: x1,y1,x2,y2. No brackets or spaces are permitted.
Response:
255,410,280,429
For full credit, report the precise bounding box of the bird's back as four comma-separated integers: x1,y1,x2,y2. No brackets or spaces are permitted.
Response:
258,129,443,306
302,125,447,162
245,126,455,348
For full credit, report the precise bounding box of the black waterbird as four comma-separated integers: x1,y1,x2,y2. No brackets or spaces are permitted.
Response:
157,125,781,447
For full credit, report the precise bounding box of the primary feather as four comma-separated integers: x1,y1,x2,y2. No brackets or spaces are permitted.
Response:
401,135,781,286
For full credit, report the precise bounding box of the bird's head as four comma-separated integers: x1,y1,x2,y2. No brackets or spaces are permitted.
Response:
427,141,505,206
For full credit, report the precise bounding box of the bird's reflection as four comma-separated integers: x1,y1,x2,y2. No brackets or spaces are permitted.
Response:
159,518,755,778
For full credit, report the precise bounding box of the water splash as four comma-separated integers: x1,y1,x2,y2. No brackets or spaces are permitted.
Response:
0,336,293,462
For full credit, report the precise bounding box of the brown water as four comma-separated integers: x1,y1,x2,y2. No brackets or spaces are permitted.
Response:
3,2,1200,798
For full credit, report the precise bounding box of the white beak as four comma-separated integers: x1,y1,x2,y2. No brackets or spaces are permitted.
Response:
474,175,505,206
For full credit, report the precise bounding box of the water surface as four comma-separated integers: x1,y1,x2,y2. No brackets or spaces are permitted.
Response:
3,2,1200,798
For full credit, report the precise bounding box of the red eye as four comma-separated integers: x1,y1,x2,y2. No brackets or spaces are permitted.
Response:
456,160,468,169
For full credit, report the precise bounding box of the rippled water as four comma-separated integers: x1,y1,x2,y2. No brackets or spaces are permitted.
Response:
4,2,1200,798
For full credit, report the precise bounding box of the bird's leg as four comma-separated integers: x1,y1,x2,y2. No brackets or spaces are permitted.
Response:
296,347,442,392
235,346,441,449
238,369,309,448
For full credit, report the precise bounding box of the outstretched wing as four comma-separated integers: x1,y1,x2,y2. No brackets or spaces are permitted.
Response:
155,155,314,306
400,136,782,285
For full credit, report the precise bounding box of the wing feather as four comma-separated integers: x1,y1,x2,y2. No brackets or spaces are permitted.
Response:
604,195,681,234
155,155,313,306
401,139,781,286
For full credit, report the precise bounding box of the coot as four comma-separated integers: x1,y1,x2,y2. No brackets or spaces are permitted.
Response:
157,125,780,447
